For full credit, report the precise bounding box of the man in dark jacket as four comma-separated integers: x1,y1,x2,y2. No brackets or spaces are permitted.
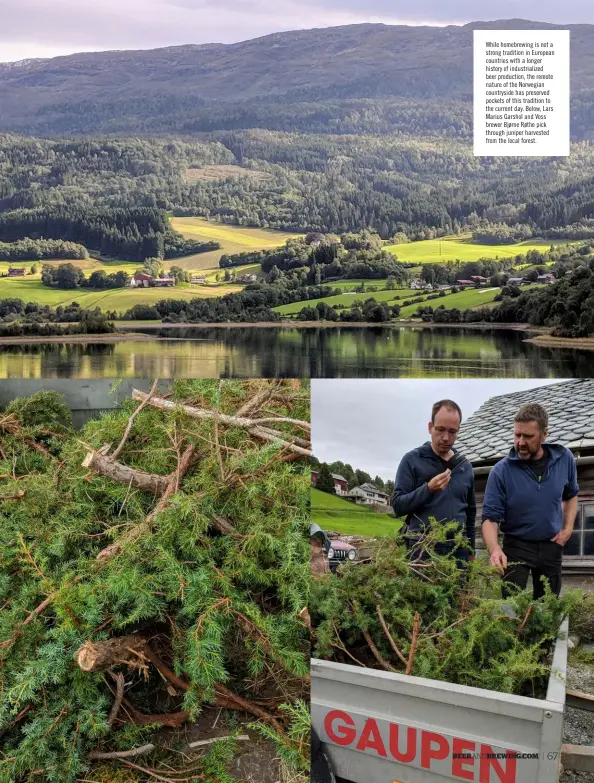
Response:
392,399,476,562
482,402,578,599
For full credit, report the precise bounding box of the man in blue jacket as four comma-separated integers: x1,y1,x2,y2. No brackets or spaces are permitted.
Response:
482,402,579,599
392,399,476,562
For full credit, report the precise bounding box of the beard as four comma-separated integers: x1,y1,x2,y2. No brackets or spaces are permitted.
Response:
516,444,541,460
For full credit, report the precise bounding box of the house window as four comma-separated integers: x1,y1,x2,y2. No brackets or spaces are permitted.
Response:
567,503,594,557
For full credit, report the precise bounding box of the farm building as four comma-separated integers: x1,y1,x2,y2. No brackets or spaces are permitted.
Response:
311,471,349,496
191,276,207,284
455,379,594,574
131,273,176,288
506,276,525,286
131,272,153,288
537,273,556,284
456,279,475,287
7,267,25,277
470,275,489,286
347,483,390,508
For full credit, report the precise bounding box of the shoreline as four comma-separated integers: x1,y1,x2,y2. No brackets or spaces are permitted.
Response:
0,322,569,347
524,334,594,351
114,319,551,333
0,332,157,345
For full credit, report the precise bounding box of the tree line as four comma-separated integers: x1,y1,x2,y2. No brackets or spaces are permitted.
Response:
0,238,88,261
0,206,218,262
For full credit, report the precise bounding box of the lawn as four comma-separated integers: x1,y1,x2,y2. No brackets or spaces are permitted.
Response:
311,488,401,537
385,234,574,264
0,278,241,313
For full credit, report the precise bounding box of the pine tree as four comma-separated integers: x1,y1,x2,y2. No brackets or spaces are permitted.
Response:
316,463,335,494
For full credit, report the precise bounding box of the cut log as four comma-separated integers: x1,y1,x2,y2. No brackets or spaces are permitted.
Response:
82,451,168,495
75,634,148,672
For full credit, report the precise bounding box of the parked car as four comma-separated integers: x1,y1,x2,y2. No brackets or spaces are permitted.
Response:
310,523,359,572
327,538,358,571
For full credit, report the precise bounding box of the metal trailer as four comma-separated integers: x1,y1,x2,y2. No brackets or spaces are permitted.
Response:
311,617,569,783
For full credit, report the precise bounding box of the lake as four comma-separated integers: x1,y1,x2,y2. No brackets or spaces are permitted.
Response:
0,326,592,378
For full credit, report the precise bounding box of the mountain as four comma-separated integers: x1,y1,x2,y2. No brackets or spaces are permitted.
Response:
2,20,594,136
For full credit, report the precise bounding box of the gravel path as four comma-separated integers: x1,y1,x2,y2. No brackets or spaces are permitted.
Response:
560,658,594,782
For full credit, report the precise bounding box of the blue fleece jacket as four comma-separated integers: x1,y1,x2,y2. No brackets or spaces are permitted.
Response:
391,441,476,550
482,443,579,541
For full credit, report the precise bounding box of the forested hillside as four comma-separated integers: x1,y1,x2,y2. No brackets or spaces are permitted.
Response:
3,134,594,241
2,21,594,139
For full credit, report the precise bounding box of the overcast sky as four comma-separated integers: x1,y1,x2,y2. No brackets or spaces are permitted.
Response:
1,0,592,63
311,379,565,481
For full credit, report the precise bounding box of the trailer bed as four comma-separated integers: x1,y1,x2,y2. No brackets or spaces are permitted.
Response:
311,617,569,783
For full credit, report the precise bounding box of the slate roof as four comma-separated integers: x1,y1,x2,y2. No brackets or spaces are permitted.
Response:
456,379,594,463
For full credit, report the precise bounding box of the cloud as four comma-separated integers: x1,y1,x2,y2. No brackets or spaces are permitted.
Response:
1,0,591,63
311,379,563,480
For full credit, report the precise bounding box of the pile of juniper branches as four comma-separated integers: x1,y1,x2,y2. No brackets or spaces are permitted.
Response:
311,524,587,698
0,380,310,783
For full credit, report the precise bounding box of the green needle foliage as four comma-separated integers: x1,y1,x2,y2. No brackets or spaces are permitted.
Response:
0,380,310,783
311,522,584,698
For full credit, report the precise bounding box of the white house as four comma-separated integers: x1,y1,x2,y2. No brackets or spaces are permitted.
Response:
410,279,433,291
347,483,390,507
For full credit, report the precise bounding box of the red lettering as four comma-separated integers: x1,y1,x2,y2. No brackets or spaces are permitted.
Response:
324,710,357,746
356,718,387,757
452,738,476,781
479,745,517,783
389,723,417,763
421,731,450,769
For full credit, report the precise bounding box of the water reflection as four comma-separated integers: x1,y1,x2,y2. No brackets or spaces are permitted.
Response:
0,326,591,378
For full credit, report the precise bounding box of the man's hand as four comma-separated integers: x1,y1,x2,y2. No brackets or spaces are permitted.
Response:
427,469,451,492
489,546,507,574
551,529,572,547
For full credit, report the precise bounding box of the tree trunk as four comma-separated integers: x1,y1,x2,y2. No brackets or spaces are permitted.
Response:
75,634,148,672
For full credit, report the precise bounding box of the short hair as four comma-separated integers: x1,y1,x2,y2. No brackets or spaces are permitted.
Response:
514,403,548,433
431,399,462,424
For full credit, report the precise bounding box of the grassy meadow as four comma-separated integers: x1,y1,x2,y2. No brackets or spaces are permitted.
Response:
311,488,400,537
0,278,241,311
385,234,573,263
0,218,300,308
168,217,301,270
273,283,520,317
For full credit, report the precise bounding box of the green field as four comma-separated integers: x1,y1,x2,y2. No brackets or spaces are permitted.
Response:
0,258,143,278
311,488,400,537
397,286,503,316
385,234,573,264
274,287,411,315
273,283,520,317
0,218,300,305
169,217,301,270
0,278,242,311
